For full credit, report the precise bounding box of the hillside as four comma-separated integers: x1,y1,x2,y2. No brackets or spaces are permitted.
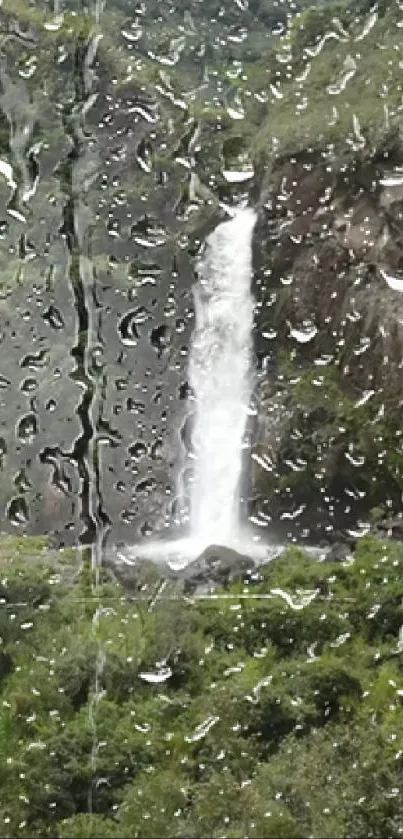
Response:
1,533,403,837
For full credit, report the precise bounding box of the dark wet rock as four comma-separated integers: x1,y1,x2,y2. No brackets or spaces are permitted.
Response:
251,142,403,542
178,544,255,594
251,383,292,496
372,514,403,541
103,551,164,595
104,543,257,596
324,542,353,563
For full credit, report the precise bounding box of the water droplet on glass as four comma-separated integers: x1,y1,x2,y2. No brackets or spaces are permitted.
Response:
150,439,163,460
135,477,157,496
379,268,403,292
288,321,318,343
0,436,7,463
136,138,153,173
175,318,186,333
127,399,145,415
17,413,38,445
131,216,167,248
117,310,141,346
20,350,48,371
7,496,29,526
128,441,147,461
185,715,220,743
139,666,172,684
42,305,65,330
14,469,32,492
150,324,170,357
20,377,38,393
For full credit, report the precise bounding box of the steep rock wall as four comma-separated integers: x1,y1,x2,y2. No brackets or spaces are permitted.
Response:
251,140,403,541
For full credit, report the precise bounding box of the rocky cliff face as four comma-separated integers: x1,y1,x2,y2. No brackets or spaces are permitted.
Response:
1,0,402,548
251,137,403,541
0,1,239,547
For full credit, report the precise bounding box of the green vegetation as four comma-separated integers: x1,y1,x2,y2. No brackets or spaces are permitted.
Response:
3,0,396,202
0,0,398,209
1,534,403,836
253,0,403,160
271,360,403,512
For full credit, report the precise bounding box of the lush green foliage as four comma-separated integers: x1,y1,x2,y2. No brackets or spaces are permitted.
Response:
253,0,403,159
1,533,403,837
271,360,403,515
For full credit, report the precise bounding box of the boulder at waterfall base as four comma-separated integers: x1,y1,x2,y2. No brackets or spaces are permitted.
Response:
103,542,256,595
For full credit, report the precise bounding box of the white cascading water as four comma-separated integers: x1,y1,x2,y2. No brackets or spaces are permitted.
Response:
122,205,266,570
187,206,257,546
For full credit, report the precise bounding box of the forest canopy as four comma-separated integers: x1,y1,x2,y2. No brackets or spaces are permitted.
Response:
1,533,403,837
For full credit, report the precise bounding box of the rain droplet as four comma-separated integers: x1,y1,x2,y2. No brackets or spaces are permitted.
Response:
222,166,254,182
150,438,163,460
128,260,162,284
117,310,141,346
120,508,137,524
175,318,186,333
20,378,38,394
115,378,128,391
0,436,7,462
135,477,157,495
17,413,38,445
14,469,32,492
136,138,153,173
379,268,403,293
288,321,318,343
128,441,147,461
185,715,220,743
127,399,145,414
42,305,65,330
139,666,172,684
178,382,191,400
20,350,48,371
345,450,365,467
150,324,170,357
131,216,167,248
7,496,29,526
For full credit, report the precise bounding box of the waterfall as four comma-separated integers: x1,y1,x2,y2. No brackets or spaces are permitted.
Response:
118,205,268,570
187,207,257,546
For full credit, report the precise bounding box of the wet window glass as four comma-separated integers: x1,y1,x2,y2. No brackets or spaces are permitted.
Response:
1,0,403,836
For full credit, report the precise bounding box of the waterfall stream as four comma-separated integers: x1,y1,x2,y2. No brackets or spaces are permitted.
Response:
188,207,257,545
122,205,265,568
